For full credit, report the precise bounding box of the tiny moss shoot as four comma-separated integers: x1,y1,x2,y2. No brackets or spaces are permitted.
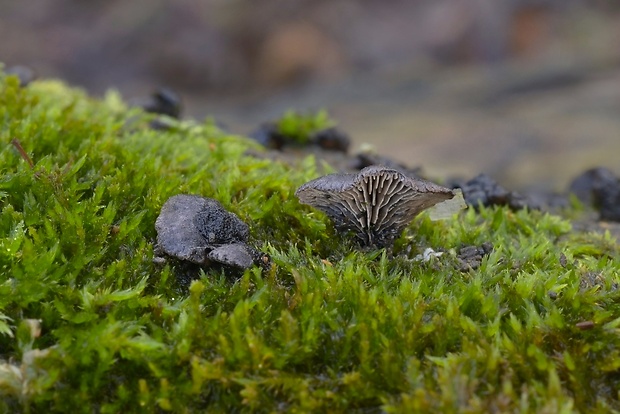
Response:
1,70,620,413
276,109,334,144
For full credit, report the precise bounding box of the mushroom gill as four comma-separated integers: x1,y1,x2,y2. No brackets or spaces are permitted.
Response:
295,165,455,247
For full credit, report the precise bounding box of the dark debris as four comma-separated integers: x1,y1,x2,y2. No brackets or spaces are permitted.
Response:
155,194,268,280
559,253,567,268
6,65,36,87
580,271,618,292
143,88,182,118
569,167,617,206
207,243,255,270
456,242,493,271
454,174,537,210
249,124,350,153
569,167,620,222
310,127,350,152
575,321,595,331
249,123,286,150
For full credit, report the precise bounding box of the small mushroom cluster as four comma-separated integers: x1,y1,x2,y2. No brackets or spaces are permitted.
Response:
295,165,458,247
155,194,265,272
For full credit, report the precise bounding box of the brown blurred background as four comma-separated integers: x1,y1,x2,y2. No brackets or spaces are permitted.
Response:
2,0,619,189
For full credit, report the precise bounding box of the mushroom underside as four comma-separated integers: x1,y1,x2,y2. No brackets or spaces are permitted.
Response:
296,167,454,246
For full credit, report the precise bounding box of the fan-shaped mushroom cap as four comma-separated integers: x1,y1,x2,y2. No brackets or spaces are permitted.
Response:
295,165,455,247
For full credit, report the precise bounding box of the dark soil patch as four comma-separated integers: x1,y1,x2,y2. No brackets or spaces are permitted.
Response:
456,242,494,271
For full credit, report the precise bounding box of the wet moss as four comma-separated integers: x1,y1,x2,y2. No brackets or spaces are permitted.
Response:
1,70,620,413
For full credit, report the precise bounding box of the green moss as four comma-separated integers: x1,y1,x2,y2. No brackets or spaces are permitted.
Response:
276,109,334,145
1,70,620,413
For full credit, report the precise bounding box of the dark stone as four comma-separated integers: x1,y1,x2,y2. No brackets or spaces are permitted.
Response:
310,127,350,152
248,123,286,150
207,243,254,269
599,185,620,222
140,88,182,118
193,204,249,246
569,168,620,222
454,174,536,210
6,65,36,87
481,242,494,255
568,167,617,206
249,123,350,152
525,192,570,211
155,194,249,265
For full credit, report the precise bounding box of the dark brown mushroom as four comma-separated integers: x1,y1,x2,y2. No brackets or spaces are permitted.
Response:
295,165,455,247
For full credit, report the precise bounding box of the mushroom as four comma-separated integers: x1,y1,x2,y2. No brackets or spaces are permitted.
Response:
295,165,456,247
155,194,263,272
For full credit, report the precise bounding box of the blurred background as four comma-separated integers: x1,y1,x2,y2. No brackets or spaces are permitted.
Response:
1,0,619,190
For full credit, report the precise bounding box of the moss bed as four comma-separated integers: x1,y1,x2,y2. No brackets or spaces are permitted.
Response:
1,71,620,413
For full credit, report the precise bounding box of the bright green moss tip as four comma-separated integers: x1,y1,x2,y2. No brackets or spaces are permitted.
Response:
1,71,620,413
276,109,335,144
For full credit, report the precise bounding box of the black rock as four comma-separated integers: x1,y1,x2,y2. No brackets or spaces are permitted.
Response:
455,174,535,210
249,123,351,153
569,167,617,206
310,127,350,153
248,123,286,150
568,167,620,221
525,191,570,211
193,201,249,245
207,243,254,270
598,184,620,222
6,65,36,87
140,88,182,118
155,194,249,266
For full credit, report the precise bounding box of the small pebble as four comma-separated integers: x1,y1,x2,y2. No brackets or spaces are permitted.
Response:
207,243,254,270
